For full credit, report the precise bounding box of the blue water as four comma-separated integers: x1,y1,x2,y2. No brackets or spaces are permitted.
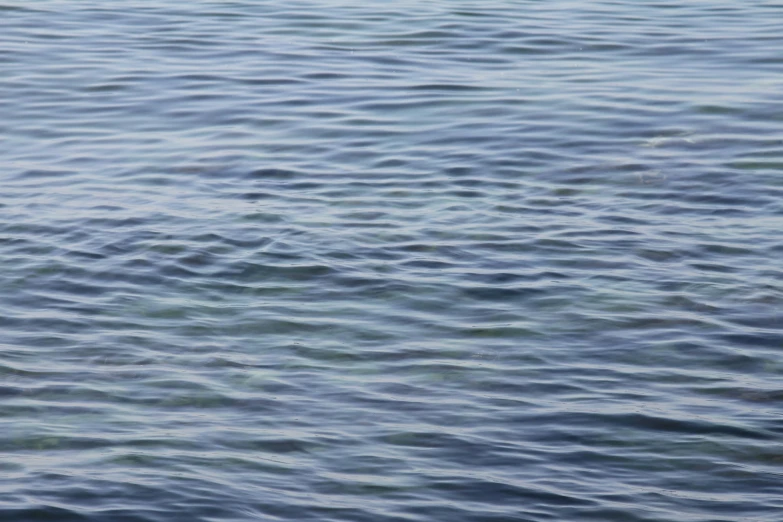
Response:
2,1,782,521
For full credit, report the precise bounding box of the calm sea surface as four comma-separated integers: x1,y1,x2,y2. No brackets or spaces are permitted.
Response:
2,1,782,520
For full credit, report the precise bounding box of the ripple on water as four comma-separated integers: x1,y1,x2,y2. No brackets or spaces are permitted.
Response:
2,0,783,521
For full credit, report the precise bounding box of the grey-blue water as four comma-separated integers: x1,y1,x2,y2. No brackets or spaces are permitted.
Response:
2,1,782,520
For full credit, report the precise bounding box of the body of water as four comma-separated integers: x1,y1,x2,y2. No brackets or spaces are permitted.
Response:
1,1,782,521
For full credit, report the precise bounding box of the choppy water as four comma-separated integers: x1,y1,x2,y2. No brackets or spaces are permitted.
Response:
2,1,782,521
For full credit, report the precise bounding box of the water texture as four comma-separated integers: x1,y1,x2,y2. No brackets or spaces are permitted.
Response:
1,1,782,520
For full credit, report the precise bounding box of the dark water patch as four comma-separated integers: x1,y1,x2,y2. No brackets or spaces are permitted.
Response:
461,286,546,302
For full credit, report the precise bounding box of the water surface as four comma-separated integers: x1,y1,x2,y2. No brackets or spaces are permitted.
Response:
2,1,782,521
